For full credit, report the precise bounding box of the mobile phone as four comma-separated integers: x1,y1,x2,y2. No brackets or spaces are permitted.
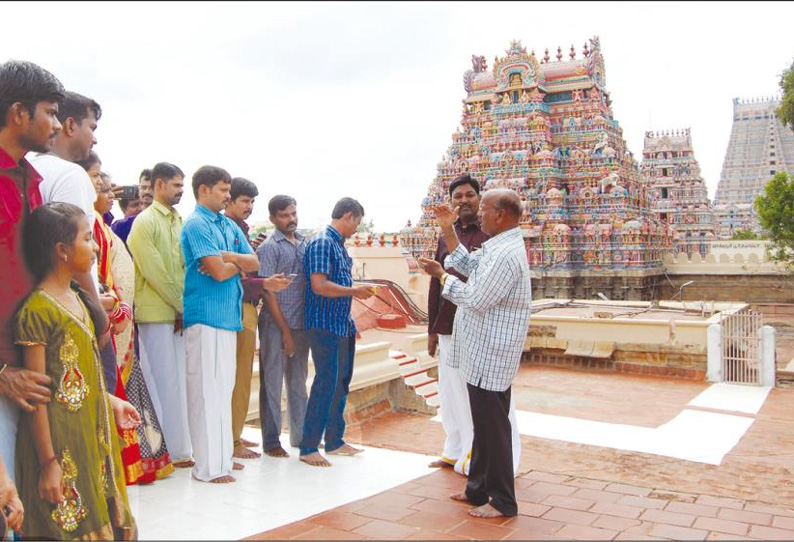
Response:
287,273,298,278
119,185,139,200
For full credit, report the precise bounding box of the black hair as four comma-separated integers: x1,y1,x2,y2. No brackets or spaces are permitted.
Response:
331,197,364,220
230,177,259,201
56,90,101,125
23,202,86,282
139,168,152,183
151,162,184,188
268,195,297,216
75,150,101,173
119,196,138,211
192,165,231,198
448,173,480,197
0,60,65,129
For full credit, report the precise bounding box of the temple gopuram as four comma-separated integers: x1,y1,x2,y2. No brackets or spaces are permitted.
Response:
639,129,715,256
404,37,671,300
713,97,794,238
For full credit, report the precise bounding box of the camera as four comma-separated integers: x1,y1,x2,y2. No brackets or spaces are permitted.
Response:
119,185,139,200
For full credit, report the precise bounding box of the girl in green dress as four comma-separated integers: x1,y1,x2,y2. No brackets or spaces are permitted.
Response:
14,202,139,540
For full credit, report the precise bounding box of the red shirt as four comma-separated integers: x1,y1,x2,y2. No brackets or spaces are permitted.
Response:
0,146,43,366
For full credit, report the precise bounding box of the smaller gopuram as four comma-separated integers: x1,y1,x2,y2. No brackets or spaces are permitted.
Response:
639,129,715,256
407,37,671,300
713,97,794,238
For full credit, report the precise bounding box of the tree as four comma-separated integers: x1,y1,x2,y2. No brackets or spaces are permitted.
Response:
730,229,759,240
778,58,794,129
755,171,794,267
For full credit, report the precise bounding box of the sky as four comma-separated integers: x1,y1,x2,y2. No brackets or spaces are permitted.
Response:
2,1,793,232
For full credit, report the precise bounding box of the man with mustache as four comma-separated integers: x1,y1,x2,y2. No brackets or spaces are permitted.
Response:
127,161,195,469
223,177,267,460
0,59,65,535
256,195,310,458
426,174,522,478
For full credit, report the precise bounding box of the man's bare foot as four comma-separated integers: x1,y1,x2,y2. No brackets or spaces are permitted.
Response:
209,475,236,484
428,458,454,469
450,491,470,502
468,503,505,518
264,445,289,458
299,452,331,467
233,462,245,471
239,437,259,448
233,446,262,459
326,443,364,456
173,459,195,468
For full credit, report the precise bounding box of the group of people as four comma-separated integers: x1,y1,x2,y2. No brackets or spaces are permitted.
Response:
0,59,377,540
0,57,533,539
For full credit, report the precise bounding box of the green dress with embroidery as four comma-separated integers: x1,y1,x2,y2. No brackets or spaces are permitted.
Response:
14,289,137,540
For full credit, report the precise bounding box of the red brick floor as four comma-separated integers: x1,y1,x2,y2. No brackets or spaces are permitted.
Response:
245,365,794,540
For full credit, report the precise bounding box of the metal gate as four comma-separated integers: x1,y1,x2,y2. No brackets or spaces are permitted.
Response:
721,309,763,385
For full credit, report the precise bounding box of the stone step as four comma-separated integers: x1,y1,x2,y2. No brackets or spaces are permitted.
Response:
425,392,440,408
414,379,439,397
404,369,431,387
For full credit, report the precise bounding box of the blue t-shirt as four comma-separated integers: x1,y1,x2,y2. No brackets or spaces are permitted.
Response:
181,204,252,331
303,225,356,337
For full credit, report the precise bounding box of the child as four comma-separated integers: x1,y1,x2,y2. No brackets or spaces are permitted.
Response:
14,202,138,540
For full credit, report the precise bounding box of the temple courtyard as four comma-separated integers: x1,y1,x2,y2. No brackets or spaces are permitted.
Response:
126,359,794,541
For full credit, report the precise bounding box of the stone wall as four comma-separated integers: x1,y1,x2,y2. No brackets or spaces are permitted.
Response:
531,269,664,300
657,274,794,304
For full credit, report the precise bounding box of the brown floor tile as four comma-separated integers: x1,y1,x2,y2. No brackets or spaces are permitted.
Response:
773,515,794,530
717,507,773,526
706,532,762,541
404,529,471,540
542,494,596,511
748,524,794,540
695,495,745,510
447,519,517,540
520,481,578,501
648,523,708,541
604,482,653,496
542,507,599,526
245,521,318,540
591,515,642,532
640,508,697,527
571,488,623,504
564,478,610,490
617,495,668,510
398,510,467,532
308,510,374,532
665,501,719,518
692,516,749,536
500,516,565,538
524,471,571,484
744,502,794,518
407,484,463,501
590,501,644,520
554,523,619,541
516,501,553,518
293,525,373,540
352,519,421,540
409,498,473,517
353,502,419,522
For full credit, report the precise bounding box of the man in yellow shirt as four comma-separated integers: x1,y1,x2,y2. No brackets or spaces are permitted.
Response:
127,162,193,468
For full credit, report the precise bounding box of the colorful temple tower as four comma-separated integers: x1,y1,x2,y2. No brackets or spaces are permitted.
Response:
713,97,794,238
406,37,671,300
639,129,715,256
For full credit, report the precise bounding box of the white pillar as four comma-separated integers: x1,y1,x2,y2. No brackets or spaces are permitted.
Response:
707,323,722,382
761,325,776,388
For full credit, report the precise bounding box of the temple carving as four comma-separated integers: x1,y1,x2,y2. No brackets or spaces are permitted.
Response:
639,129,715,256
713,97,794,238
405,37,671,300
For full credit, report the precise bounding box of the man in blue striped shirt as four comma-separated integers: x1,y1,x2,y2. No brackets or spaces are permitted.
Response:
180,165,261,484
300,197,374,467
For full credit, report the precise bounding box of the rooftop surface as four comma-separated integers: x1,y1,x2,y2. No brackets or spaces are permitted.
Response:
129,359,794,540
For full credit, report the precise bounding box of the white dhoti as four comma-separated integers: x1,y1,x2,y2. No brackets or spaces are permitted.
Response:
185,324,236,482
138,323,192,462
438,335,521,477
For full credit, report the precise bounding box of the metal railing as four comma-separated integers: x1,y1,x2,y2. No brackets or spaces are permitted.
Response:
721,309,763,385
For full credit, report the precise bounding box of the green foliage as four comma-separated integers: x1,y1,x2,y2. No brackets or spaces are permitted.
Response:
778,58,794,129
730,229,759,240
755,171,794,266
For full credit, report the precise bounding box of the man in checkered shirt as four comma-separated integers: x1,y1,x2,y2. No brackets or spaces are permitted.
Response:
419,188,531,518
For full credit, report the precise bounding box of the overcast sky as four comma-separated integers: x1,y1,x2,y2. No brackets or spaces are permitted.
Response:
3,1,793,231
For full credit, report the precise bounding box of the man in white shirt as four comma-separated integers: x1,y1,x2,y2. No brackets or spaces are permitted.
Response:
419,188,531,519
28,91,119,390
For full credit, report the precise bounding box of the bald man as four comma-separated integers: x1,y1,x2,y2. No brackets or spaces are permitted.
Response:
419,189,531,519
